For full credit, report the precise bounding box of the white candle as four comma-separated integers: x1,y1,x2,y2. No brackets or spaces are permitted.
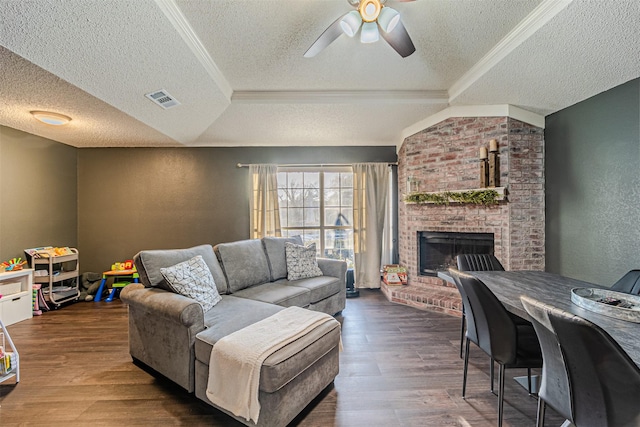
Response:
489,139,498,152
479,147,488,159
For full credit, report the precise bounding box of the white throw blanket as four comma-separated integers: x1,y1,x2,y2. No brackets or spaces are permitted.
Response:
206,306,336,424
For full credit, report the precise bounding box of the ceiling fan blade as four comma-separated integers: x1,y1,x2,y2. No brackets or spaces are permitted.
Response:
304,13,348,58
380,19,415,58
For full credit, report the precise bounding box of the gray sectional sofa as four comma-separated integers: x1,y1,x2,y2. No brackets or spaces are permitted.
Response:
120,236,346,426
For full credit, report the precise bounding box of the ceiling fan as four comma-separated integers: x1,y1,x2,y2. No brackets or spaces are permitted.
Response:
304,0,416,58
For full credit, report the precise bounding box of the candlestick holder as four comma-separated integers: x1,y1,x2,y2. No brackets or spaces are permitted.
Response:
480,158,489,187
489,151,500,187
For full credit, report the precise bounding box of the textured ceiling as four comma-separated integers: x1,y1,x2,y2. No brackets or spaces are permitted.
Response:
0,0,638,148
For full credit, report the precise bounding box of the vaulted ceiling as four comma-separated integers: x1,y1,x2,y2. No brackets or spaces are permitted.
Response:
1,0,638,148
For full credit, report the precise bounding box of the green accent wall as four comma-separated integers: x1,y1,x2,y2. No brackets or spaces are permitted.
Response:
545,78,640,285
78,146,396,273
0,126,78,263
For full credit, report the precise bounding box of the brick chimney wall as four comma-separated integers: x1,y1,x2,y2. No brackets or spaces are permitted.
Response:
384,116,544,315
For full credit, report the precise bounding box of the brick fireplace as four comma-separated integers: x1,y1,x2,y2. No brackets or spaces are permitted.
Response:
383,116,545,316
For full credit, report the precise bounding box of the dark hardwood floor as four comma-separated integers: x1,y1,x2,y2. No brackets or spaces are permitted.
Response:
0,290,564,426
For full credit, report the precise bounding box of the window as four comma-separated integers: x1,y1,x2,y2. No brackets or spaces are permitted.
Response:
277,167,354,267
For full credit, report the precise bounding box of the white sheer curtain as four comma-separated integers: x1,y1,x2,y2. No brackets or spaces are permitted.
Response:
249,164,281,239
353,163,390,289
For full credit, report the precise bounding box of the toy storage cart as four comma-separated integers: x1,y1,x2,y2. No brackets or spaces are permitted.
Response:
30,249,80,307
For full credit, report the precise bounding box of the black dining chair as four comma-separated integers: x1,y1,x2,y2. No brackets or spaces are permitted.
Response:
457,253,505,273
610,269,640,295
521,295,640,427
449,268,483,383
450,269,542,427
455,254,506,392
455,254,505,358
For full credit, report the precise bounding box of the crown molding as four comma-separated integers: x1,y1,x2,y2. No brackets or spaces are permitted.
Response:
448,0,574,102
505,105,546,129
154,0,233,100
401,104,545,145
232,90,449,104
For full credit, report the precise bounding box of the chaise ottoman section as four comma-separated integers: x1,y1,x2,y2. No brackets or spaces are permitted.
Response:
194,313,341,427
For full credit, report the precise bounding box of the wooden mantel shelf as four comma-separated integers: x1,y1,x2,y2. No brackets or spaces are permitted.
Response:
404,187,507,205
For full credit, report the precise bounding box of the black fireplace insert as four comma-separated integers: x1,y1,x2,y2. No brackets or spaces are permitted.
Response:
418,231,495,276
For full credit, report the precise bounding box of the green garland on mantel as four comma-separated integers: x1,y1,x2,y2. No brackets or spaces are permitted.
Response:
404,189,501,206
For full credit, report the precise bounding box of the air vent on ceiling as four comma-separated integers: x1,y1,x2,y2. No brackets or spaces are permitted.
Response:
145,89,180,109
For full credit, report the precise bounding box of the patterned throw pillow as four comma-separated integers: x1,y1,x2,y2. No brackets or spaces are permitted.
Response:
285,242,323,281
160,255,222,312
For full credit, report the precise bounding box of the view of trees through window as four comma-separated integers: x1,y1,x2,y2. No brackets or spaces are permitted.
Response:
277,168,354,267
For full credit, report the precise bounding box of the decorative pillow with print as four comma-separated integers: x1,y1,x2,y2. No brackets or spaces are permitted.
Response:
285,242,323,281
160,255,222,312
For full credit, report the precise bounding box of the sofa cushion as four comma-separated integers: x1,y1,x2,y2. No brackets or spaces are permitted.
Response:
233,281,311,308
160,255,222,312
285,242,323,281
262,235,303,281
134,244,228,295
276,275,342,304
214,239,271,293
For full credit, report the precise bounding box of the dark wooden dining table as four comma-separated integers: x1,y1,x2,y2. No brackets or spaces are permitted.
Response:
461,270,640,367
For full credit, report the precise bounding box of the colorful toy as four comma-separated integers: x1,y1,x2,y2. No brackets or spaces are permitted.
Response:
111,259,135,271
52,247,74,256
1,257,27,272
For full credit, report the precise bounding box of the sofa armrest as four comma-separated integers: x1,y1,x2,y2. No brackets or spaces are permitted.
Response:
120,284,204,392
121,283,204,328
317,258,347,280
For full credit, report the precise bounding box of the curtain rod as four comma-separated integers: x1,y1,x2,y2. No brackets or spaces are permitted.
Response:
237,162,397,168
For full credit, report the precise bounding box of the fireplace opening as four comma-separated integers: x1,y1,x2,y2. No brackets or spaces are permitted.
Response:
418,231,495,276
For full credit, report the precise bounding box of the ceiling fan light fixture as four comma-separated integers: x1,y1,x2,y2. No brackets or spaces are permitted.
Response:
30,111,72,126
340,10,362,37
360,21,379,43
359,0,381,22
378,7,400,33
304,0,415,58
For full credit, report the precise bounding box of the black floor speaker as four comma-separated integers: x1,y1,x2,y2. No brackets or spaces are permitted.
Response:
346,268,359,298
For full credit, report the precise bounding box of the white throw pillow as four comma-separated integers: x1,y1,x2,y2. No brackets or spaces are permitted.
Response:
285,242,323,281
160,255,222,312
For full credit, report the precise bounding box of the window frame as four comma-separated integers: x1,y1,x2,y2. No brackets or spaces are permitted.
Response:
277,166,353,262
